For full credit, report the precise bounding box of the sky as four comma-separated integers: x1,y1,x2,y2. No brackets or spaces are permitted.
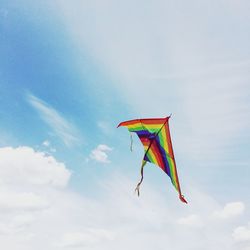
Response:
0,0,250,249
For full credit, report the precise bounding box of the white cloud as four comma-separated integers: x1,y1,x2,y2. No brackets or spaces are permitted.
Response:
213,202,245,219
42,140,57,153
59,229,115,248
11,214,35,228
0,213,34,235
0,148,172,248
42,140,50,147
177,214,203,227
233,224,250,242
27,93,80,146
0,191,49,212
0,146,71,187
0,145,72,247
90,144,112,163
0,150,247,250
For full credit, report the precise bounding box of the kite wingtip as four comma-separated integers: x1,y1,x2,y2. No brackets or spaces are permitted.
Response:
165,114,172,120
179,195,188,204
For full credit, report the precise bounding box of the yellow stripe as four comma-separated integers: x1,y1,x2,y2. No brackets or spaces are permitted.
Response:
168,157,178,189
147,148,158,165
160,127,170,154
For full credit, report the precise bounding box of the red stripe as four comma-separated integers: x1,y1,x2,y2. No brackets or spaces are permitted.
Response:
140,137,150,147
140,118,167,125
117,117,170,127
165,122,174,158
149,141,165,171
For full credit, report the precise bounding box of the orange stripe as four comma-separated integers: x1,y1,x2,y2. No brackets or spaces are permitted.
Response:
118,119,141,127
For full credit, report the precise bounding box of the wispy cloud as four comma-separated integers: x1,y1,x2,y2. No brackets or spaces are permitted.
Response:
57,0,250,146
97,121,113,135
27,93,80,146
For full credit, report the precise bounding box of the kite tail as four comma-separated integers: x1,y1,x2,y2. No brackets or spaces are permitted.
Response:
135,160,147,196
130,132,133,152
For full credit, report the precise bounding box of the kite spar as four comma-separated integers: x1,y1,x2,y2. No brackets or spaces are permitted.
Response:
118,116,187,204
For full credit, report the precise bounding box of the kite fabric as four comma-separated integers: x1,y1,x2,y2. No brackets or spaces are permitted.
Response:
117,116,187,204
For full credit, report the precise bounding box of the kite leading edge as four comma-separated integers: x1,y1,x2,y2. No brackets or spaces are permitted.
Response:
117,116,187,204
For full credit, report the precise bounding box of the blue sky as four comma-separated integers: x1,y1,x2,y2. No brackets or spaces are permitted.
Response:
0,1,250,249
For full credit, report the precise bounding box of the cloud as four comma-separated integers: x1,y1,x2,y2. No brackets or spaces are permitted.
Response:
0,214,35,235
42,140,50,147
90,144,112,163
27,93,80,146
213,202,245,219
0,191,49,212
177,214,203,227
233,224,250,242
59,229,115,248
0,145,68,244
0,149,248,250
42,140,57,153
11,214,35,228
0,146,71,187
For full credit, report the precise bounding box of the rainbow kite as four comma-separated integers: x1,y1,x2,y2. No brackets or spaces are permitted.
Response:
118,116,187,203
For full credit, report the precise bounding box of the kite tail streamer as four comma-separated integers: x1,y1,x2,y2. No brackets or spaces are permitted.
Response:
130,132,133,152
135,160,147,196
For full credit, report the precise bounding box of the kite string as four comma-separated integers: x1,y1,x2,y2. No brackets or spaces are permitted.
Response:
135,160,147,196
130,132,133,152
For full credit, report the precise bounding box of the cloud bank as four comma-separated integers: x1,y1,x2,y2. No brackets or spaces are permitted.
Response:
0,146,248,250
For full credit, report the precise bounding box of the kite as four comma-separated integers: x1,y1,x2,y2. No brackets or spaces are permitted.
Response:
118,116,187,203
